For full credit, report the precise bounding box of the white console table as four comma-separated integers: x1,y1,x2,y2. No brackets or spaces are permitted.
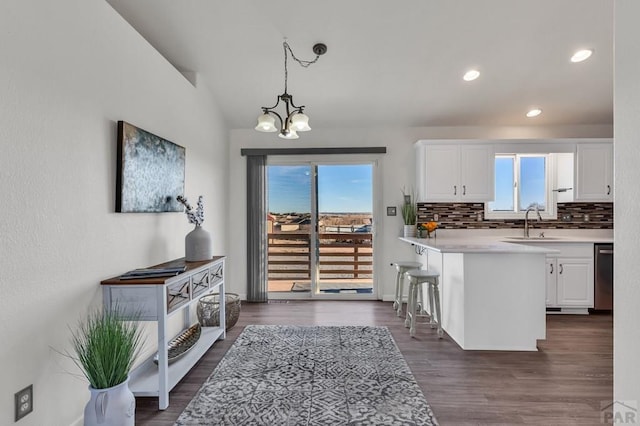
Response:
101,256,226,410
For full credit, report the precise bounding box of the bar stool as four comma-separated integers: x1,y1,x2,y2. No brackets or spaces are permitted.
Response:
391,261,423,317
404,269,443,338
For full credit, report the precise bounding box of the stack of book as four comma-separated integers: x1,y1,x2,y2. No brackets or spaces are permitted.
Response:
120,266,186,280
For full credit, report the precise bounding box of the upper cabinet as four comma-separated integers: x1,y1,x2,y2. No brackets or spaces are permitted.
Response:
574,142,613,202
416,141,495,202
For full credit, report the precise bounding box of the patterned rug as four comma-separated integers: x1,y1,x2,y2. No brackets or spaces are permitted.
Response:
175,325,438,425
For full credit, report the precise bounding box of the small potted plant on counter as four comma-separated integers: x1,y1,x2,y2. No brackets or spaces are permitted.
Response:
401,188,417,237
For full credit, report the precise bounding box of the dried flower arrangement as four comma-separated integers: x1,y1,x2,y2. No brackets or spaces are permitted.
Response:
177,195,204,226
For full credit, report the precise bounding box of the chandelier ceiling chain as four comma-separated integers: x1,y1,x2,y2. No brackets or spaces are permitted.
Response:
255,40,327,140
283,41,321,93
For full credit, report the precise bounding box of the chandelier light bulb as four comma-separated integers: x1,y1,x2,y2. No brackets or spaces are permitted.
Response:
290,113,311,132
255,114,277,132
278,129,299,139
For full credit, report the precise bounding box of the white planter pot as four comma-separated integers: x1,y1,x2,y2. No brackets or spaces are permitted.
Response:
403,225,416,238
84,377,135,426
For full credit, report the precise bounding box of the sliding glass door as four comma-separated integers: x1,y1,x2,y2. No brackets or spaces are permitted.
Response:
267,161,375,298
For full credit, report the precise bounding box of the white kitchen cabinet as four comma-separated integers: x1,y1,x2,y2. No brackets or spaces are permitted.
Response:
575,142,613,201
539,244,594,311
416,142,494,202
421,144,459,201
518,241,594,311
555,152,575,203
546,256,594,308
555,258,594,307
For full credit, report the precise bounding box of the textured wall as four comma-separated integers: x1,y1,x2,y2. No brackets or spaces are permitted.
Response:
417,202,613,229
0,1,227,424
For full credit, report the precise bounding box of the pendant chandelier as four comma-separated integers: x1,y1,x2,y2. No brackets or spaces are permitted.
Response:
255,41,327,139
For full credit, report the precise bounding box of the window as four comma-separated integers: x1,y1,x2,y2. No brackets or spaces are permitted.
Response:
485,154,556,219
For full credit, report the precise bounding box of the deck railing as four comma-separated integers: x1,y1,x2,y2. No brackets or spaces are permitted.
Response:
267,232,373,281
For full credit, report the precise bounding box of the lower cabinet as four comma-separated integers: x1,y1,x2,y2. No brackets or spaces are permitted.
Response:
544,244,594,310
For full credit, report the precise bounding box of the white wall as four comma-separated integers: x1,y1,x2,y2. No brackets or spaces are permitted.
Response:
229,125,612,302
0,1,228,425
614,0,640,413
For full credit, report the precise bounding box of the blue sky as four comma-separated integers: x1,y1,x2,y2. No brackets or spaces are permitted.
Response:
268,164,372,214
491,156,546,211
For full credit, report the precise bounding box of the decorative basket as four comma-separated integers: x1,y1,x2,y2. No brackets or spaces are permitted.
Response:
197,293,241,330
153,323,201,365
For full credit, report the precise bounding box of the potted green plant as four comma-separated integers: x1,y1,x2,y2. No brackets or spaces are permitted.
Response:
67,306,145,426
401,188,417,237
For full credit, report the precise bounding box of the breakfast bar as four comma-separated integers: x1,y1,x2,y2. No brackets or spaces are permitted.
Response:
400,236,557,351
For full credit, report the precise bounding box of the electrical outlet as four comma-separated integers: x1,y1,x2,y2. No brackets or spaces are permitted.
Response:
562,214,572,222
15,385,33,421
433,213,439,221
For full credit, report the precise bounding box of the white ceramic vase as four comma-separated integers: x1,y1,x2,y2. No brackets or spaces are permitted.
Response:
185,225,212,261
403,225,416,238
84,378,135,426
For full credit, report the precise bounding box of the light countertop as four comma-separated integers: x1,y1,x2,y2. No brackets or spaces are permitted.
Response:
399,236,557,254
399,231,613,254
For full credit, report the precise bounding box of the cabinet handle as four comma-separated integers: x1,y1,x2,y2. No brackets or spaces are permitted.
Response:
463,185,466,195
607,185,611,195
453,185,457,195
550,263,553,274
559,264,563,274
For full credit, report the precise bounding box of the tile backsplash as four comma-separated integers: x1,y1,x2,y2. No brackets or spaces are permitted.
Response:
416,202,613,230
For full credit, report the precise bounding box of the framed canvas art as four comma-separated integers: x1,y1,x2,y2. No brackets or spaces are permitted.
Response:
115,121,185,212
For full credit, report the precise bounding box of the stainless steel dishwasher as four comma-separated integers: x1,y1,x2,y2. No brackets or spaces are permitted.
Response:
594,243,614,311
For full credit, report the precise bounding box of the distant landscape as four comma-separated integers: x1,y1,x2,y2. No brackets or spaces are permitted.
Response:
269,212,372,233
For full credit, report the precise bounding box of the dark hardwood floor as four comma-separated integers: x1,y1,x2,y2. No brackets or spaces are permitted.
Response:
136,301,613,425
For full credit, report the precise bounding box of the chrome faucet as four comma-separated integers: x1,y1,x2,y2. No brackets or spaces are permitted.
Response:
524,203,542,238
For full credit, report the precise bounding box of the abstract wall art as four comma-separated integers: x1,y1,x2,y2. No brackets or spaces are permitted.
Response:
116,121,185,212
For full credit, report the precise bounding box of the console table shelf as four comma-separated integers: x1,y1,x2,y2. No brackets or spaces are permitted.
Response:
101,256,226,410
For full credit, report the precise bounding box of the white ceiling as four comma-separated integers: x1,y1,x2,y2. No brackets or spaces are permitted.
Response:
105,0,613,131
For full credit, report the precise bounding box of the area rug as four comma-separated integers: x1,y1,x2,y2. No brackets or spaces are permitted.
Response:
175,325,438,425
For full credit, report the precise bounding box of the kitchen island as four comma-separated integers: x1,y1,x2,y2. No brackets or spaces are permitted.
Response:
400,236,557,351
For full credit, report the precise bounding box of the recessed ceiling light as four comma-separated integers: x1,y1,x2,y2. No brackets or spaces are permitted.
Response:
526,108,542,118
463,69,480,81
571,49,593,63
